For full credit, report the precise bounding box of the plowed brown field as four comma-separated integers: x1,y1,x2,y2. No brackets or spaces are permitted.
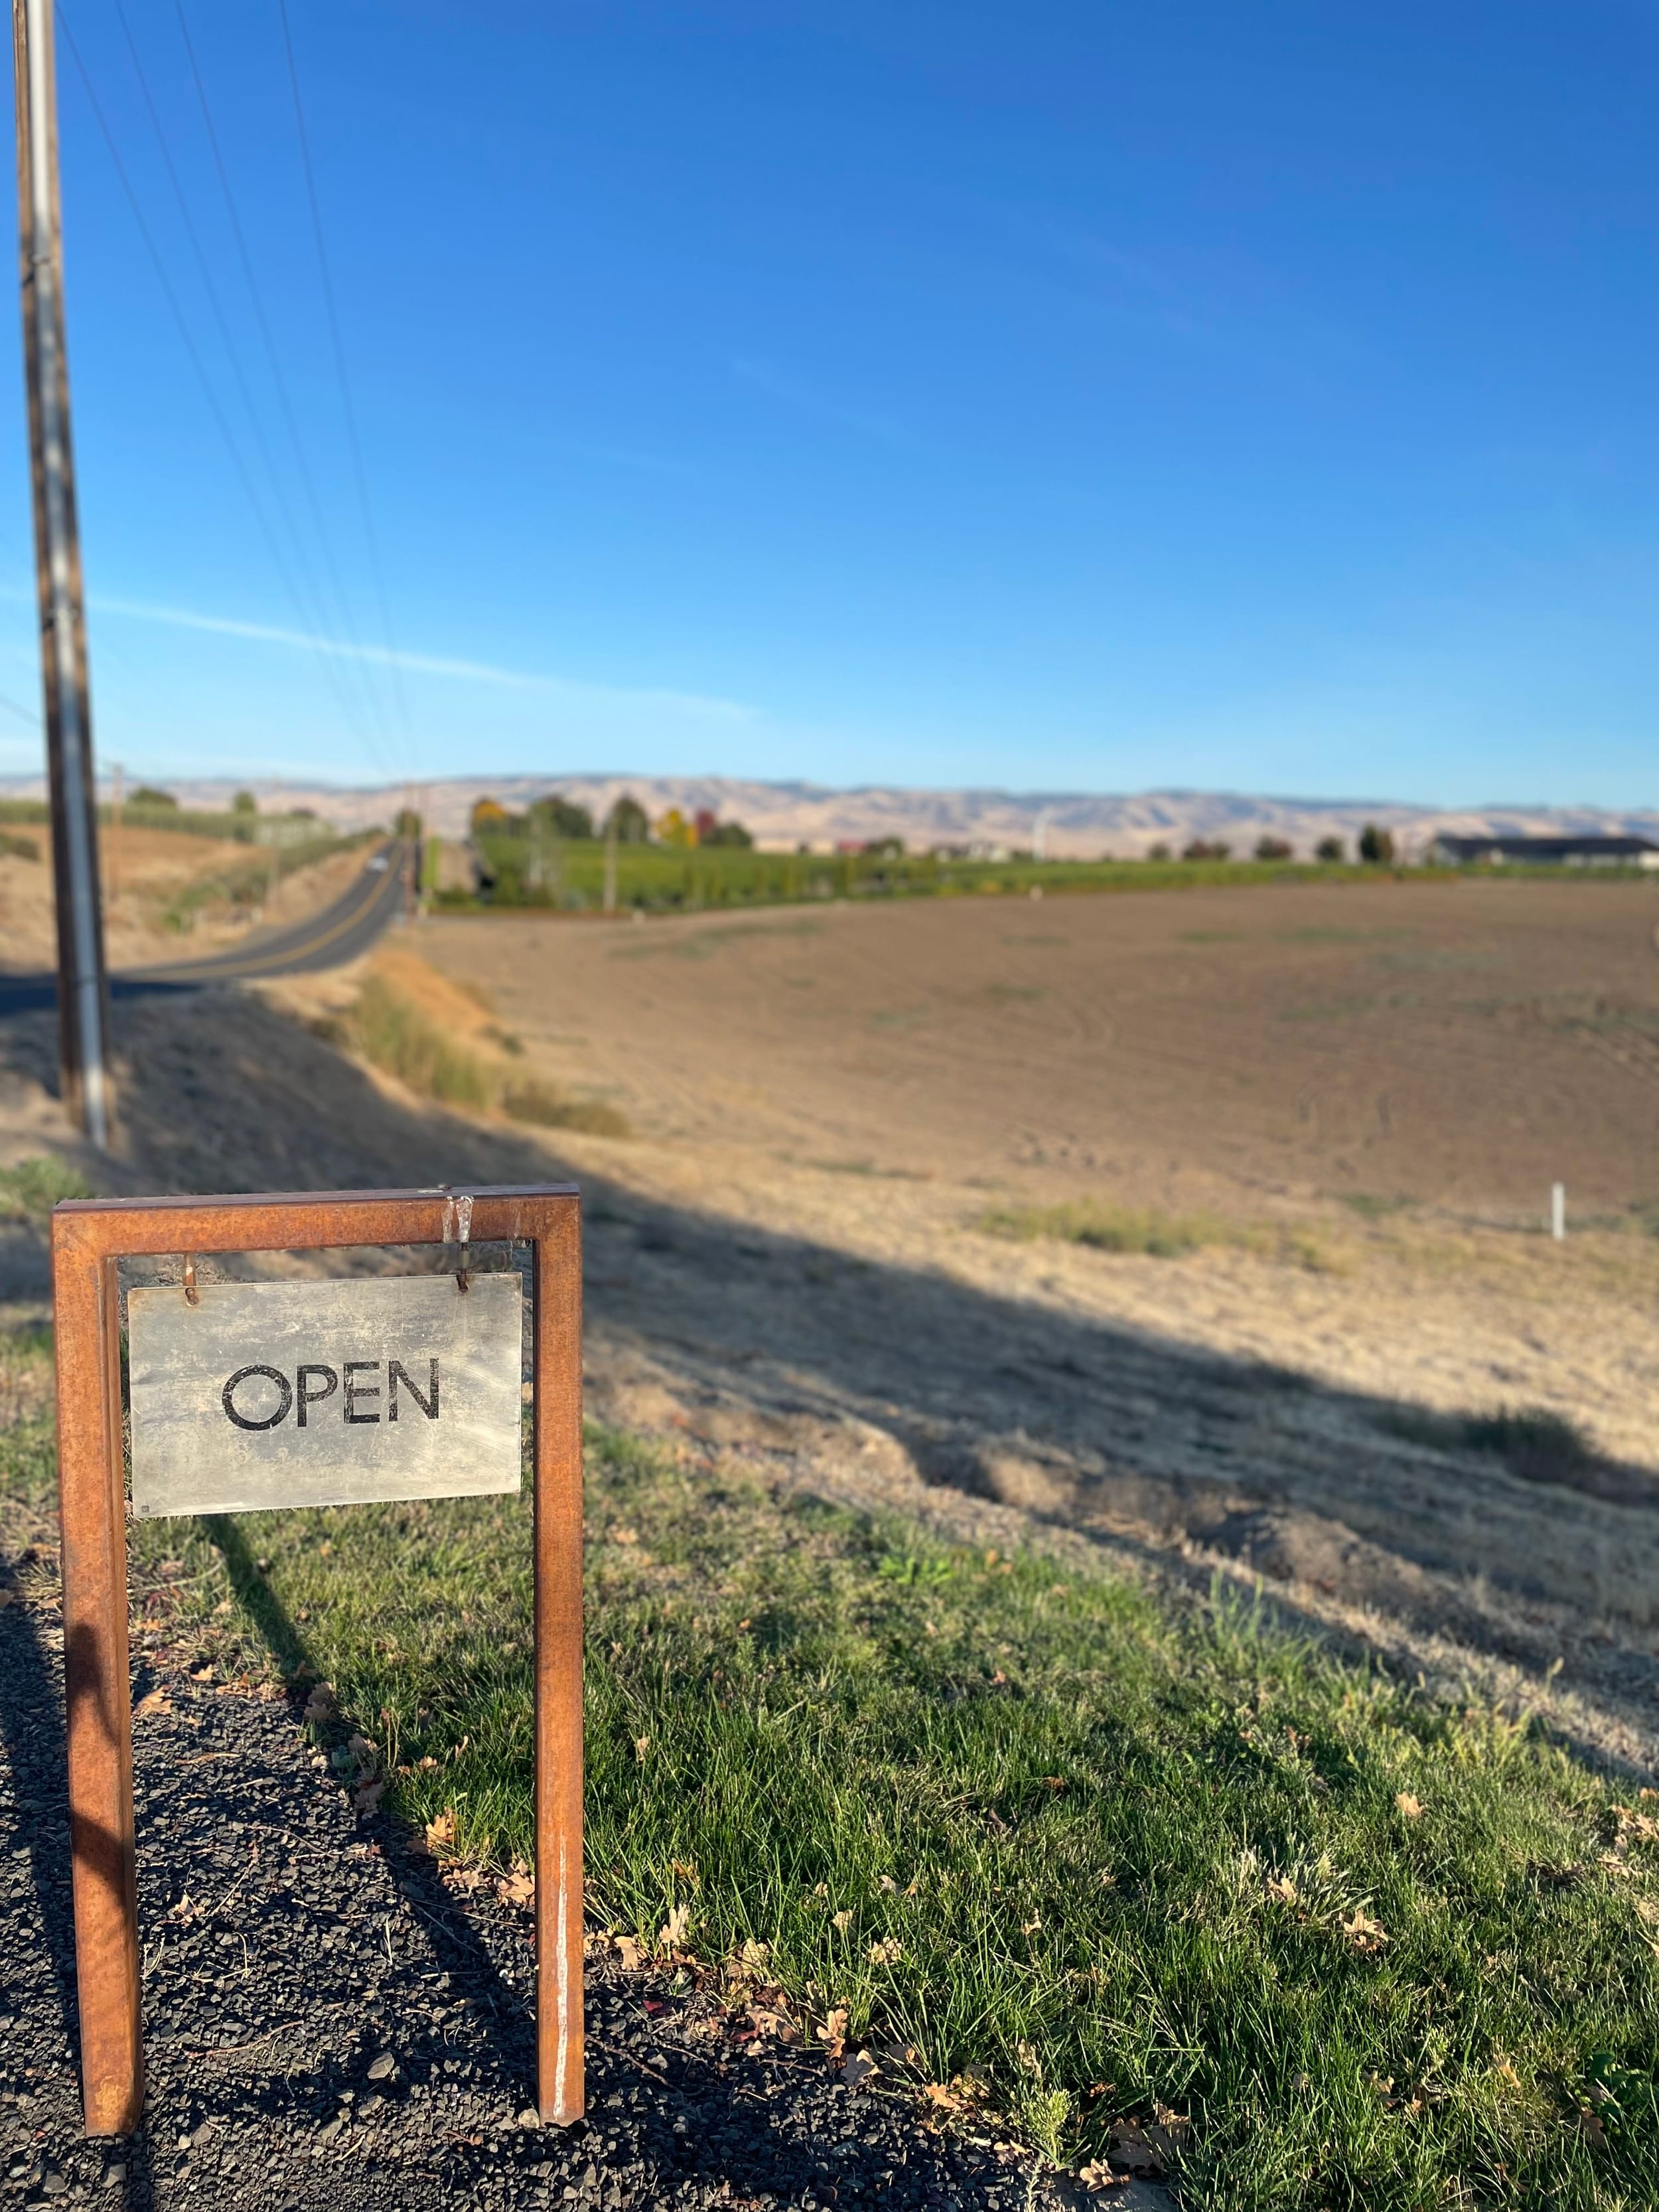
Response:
423,874,1659,1218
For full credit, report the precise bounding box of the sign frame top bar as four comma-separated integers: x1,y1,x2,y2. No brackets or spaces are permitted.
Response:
52,1183,580,1260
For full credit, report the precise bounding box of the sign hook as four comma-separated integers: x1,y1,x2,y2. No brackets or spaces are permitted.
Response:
181,1254,198,1307
441,1190,474,1293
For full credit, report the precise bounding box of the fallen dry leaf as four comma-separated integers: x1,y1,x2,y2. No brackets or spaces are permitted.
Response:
1078,2160,1129,2194
842,2052,879,2089
423,1809,459,1856
1266,1876,1299,1906
634,1735,651,1762
133,1689,173,1716
1611,1803,1659,1846
832,1909,854,1932
0,1586,15,1609
302,1683,335,1724
867,1938,902,1965
1577,2106,1607,2148
1395,1793,1424,1818
1107,2123,1165,2177
611,1525,639,1546
1341,1909,1389,1953
614,1935,643,1970
820,2007,849,2061
660,1903,693,1949
352,1781,385,1816
497,1860,535,1908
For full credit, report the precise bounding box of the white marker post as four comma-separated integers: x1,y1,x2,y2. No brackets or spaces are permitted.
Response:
1551,1183,1565,1242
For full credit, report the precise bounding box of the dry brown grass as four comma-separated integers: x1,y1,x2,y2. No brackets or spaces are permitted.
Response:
329,949,630,1137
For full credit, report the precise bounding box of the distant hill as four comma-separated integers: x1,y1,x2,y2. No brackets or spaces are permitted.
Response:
3,772,1654,859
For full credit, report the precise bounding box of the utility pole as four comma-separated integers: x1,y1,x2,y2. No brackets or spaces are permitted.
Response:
13,0,111,1146
108,757,121,903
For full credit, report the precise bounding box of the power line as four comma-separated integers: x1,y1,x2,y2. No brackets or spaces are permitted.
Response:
107,0,392,757
275,0,414,762
53,3,394,768
169,0,399,751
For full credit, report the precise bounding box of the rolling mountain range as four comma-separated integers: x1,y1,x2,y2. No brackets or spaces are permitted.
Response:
3,773,1655,858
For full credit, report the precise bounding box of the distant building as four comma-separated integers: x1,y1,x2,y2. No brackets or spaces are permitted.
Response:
1427,833,1659,870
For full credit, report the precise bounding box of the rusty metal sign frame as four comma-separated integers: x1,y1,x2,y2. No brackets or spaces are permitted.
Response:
49,1185,585,2137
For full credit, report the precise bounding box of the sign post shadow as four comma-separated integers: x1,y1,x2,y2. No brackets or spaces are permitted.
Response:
49,1185,584,2137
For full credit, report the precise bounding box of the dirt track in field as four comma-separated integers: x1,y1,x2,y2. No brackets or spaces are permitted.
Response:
3,874,1658,1775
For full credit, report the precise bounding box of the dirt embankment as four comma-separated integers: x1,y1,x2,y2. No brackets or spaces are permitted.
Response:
0,824,372,972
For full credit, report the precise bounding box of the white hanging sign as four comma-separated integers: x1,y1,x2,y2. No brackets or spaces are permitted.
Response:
126,1273,523,1518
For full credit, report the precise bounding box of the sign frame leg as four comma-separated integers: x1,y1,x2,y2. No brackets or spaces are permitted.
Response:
56,1246,143,2134
534,1203,585,2124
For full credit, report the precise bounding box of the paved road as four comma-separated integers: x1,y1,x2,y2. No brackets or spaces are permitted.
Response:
0,842,409,1016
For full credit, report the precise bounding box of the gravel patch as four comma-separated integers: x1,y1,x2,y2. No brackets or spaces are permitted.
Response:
0,1594,1171,2210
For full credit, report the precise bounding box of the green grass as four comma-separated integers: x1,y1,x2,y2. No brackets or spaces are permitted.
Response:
4,1410,1634,2207
975,1197,1334,1272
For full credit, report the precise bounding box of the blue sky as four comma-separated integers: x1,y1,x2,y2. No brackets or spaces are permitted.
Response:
0,0,1651,803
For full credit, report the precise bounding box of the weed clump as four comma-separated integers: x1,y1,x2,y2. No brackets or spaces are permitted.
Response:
976,1198,1334,1270
501,1080,628,1137
1378,1402,1614,1490
977,1199,1228,1256
336,973,630,1136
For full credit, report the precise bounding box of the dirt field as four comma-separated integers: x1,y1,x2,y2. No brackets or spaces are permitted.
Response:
2,873,1657,1779
421,875,1659,1218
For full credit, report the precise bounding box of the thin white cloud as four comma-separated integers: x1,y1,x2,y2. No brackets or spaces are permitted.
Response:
89,593,754,723
731,357,918,451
